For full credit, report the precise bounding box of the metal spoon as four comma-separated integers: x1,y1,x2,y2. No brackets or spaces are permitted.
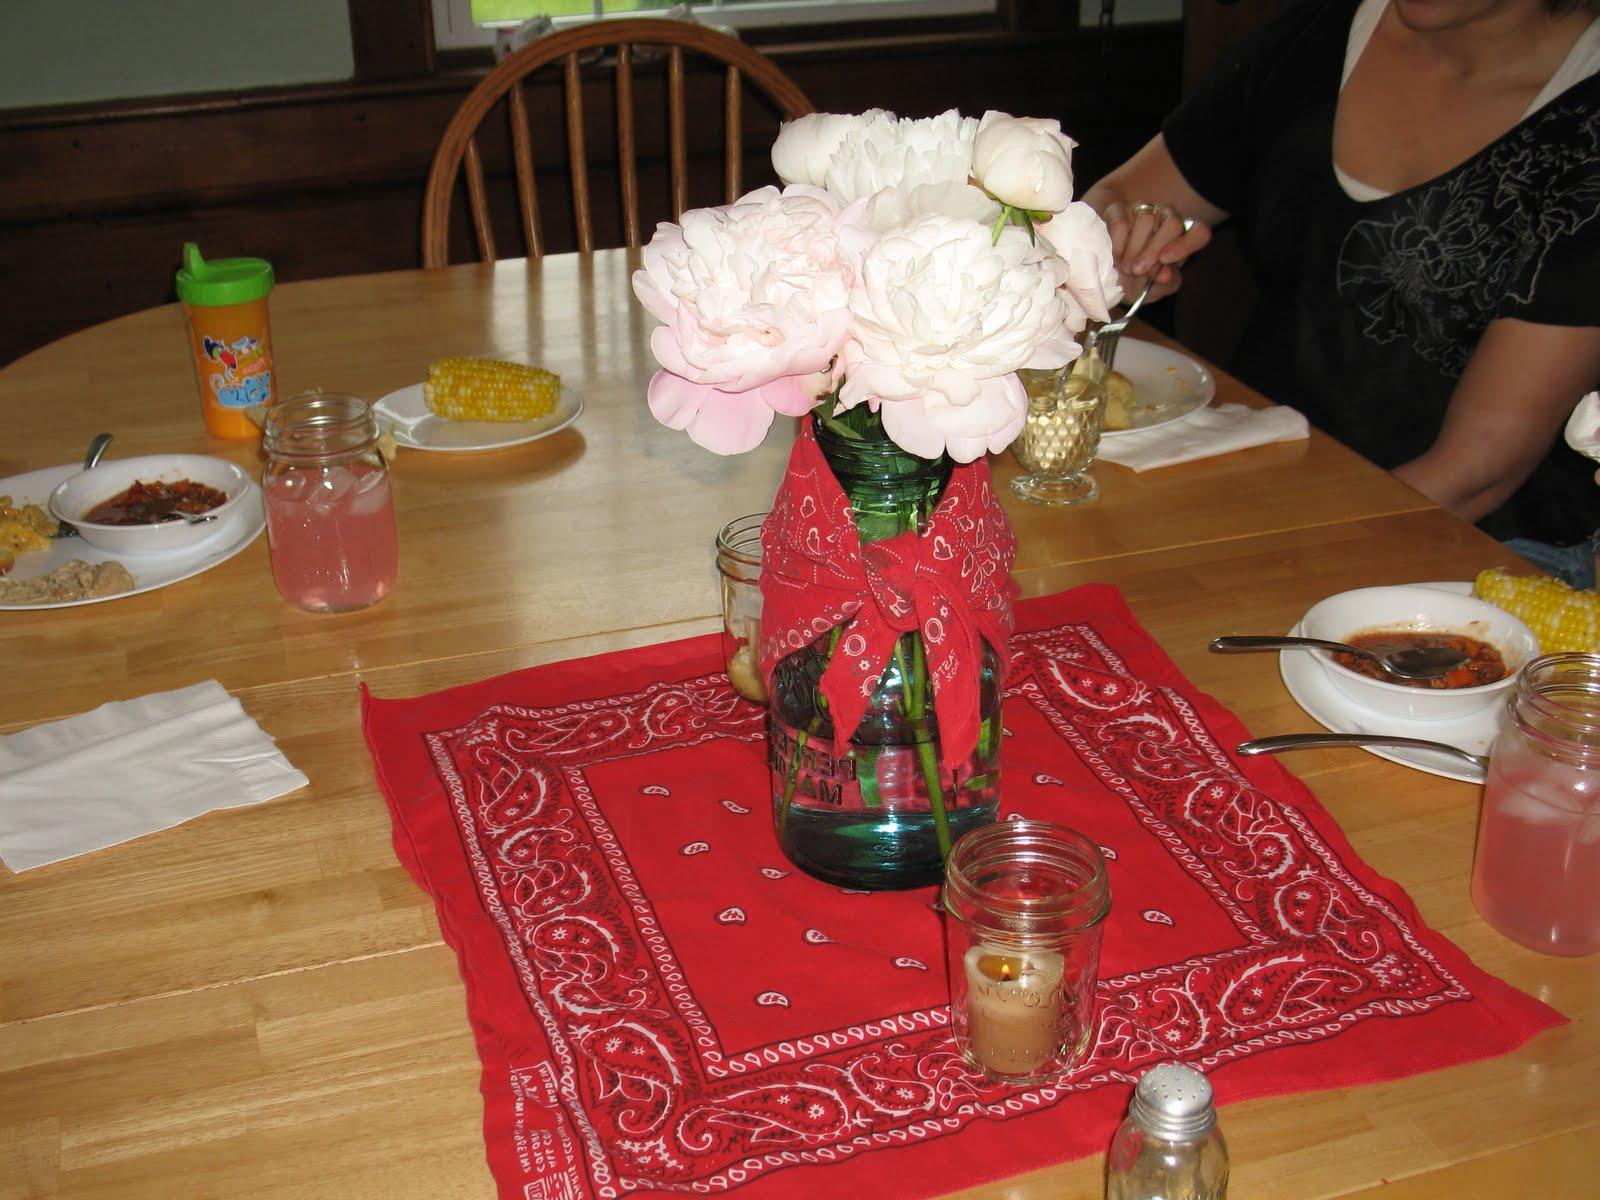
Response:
1236,733,1488,777
83,432,113,471
160,508,218,525
1210,634,1467,681
53,432,115,538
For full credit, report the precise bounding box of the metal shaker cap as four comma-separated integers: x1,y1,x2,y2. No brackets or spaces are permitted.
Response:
1128,1063,1216,1140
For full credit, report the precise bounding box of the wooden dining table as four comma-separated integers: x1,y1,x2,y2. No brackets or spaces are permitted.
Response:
1,249,1592,1199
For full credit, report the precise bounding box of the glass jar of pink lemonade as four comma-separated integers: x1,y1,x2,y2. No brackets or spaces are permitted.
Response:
262,392,398,612
1473,653,1600,956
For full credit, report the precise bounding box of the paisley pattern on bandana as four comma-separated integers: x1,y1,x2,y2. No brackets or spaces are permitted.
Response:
758,423,1017,770
364,585,1560,1200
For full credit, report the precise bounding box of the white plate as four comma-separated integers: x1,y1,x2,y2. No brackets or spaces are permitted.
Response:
1100,339,1215,438
1278,583,1500,783
0,464,264,611
375,383,583,453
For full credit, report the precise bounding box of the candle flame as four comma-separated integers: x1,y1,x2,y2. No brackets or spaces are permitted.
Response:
977,953,1025,983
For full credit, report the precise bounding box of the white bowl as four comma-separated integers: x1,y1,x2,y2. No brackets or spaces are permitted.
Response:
48,454,251,556
1299,585,1539,722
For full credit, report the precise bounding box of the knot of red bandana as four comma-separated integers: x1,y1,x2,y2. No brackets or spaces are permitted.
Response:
758,424,1017,771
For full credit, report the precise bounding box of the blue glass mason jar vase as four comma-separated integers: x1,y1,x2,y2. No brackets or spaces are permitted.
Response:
766,413,1004,890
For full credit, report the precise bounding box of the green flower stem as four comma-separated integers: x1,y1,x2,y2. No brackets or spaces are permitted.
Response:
989,201,1055,246
977,709,999,761
815,410,863,441
776,727,810,835
907,631,953,859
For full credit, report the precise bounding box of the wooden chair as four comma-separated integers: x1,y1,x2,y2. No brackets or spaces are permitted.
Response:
421,19,815,268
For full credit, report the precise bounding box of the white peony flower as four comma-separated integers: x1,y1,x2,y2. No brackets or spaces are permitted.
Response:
1566,392,1600,463
631,184,854,394
771,111,887,188
1037,201,1124,327
855,180,1000,234
971,111,1076,215
838,214,1079,461
823,109,980,205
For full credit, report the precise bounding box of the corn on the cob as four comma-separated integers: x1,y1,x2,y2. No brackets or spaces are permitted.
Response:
424,357,561,422
1473,567,1600,653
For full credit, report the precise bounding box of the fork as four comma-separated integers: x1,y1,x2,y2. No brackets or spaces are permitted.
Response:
1089,216,1197,373
1235,733,1489,776
1087,274,1157,374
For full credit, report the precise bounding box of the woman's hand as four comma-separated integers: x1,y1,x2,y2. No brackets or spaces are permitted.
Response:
1100,200,1213,303
1082,133,1228,306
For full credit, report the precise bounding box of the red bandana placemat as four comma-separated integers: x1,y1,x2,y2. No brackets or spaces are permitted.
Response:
362,585,1560,1200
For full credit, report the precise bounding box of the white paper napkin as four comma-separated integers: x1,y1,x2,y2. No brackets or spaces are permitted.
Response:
1565,392,1600,463
1098,403,1310,472
0,680,308,873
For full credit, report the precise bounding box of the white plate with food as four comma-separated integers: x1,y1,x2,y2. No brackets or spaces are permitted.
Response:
375,383,583,453
1276,583,1502,783
1100,339,1215,438
0,464,265,610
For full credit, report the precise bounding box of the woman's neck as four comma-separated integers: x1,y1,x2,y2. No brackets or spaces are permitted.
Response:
1386,0,1591,81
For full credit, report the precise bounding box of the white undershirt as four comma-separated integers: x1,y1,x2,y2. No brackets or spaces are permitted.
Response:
1334,0,1600,201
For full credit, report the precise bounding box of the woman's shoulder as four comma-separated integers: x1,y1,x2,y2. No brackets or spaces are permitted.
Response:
1542,65,1600,118
1189,0,1363,108
1516,72,1600,175
1237,0,1365,60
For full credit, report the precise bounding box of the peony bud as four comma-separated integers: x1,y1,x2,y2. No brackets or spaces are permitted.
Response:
971,111,1076,215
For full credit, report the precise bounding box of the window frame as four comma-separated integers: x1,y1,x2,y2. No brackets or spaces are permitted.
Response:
431,0,1004,50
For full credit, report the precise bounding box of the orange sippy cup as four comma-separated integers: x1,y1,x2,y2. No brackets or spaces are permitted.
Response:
176,243,276,439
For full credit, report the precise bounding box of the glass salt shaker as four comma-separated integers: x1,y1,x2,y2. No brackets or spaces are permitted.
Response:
262,391,399,613
1106,1062,1229,1200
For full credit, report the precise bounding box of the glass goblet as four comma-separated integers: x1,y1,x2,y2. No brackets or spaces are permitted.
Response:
1011,350,1110,506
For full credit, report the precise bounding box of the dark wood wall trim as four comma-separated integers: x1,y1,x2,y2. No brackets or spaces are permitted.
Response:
0,24,1182,367
349,0,437,81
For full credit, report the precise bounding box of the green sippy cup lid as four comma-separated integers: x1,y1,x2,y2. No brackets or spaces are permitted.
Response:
176,242,274,307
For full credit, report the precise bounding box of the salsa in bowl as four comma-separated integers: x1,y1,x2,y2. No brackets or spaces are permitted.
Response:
1301,585,1539,721
49,454,251,555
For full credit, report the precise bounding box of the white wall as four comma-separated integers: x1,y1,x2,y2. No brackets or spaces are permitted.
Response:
0,0,355,110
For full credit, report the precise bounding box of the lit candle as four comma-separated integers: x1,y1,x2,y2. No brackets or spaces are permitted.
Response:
962,945,1067,1077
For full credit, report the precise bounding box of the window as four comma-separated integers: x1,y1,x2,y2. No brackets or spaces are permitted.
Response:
433,0,1000,49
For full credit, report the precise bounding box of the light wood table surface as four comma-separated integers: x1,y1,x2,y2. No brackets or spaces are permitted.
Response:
1,251,1591,1199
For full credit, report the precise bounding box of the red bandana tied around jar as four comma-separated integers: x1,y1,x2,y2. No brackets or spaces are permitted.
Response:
758,423,1018,772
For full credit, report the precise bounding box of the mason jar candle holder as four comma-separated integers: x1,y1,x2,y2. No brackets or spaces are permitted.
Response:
942,820,1110,1085
715,512,767,703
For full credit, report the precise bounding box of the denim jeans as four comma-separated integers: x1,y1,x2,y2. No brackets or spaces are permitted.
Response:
1502,536,1597,591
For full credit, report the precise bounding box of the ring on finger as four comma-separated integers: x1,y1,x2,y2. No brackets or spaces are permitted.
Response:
1129,201,1173,222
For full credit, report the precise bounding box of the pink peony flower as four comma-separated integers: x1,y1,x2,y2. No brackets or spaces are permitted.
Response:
1037,202,1123,327
632,185,855,453
647,371,826,456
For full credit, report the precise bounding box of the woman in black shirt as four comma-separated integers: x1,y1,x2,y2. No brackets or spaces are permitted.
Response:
1086,0,1600,580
